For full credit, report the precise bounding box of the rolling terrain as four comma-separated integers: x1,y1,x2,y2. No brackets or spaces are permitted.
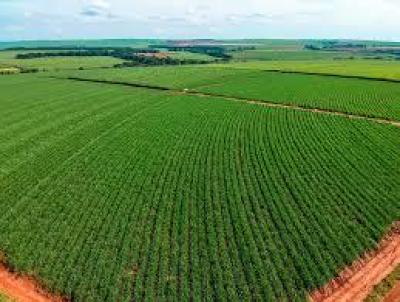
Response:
0,39,400,301
0,71,399,301
61,66,400,121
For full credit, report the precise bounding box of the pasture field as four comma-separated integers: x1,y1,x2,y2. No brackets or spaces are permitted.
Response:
58,66,256,89
219,59,400,81
0,51,123,71
61,66,400,121
166,51,216,61
0,74,399,301
233,39,305,50
230,50,354,61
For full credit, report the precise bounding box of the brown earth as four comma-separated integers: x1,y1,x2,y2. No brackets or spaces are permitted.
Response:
309,223,400,302
0,265,65,302
383,281,400,302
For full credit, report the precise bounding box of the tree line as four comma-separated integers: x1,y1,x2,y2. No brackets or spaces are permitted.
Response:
15,48,157,60
114,56,211,68
14,49,215,67
149,45,232,60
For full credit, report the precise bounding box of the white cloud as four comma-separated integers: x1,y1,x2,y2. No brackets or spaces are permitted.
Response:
0,0,400,41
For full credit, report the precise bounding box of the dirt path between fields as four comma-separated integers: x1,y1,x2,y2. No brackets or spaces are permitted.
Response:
182,91,400,128
61,77,400,129
0,265,65,302
309,223,400,302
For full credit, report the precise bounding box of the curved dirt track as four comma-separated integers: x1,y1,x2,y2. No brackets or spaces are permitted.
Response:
0,265,64,302
309,224,400,302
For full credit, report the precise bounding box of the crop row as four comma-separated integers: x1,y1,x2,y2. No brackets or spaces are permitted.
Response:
0,76,399,301
62,66,400,121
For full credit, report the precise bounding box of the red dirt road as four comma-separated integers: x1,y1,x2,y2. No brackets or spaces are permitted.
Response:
309,225,400,302
0,265,64,302
1,226,400,302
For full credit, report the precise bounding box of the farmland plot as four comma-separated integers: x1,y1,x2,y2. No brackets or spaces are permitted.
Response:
0,75,399,301
196,71,400,121
218,60,400,81
0,51,123,71
62,67,400,121
57,66,256,89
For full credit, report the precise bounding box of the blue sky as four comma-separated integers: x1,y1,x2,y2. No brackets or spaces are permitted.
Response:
1,0,400,41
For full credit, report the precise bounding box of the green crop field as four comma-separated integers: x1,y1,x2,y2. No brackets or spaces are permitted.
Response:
61,66,400,121
230,50,354,61
0,51,123,71
167,51,216,61
0,71,399,302
58,66,256,89
197,70,400,121
219,59,400,81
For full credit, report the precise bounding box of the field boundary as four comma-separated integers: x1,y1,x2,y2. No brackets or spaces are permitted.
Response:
309,222,400,302
0,262,67,302
58,76,400,128
262,69,400,83
63,76,171,91
181,91,400,128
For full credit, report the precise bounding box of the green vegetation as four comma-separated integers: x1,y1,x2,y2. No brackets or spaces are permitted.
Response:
197,70,400,121
304,40,400,60
13,48,158,60
0,74,399,302
230,39,305,50
150,44,232,60
167,51,216,61
0,67,19,75
113,56,211,68
220,59,400,81
1,39,400,302
59,66,255,89
0,50,123,71
61,66,400,121
231,50,354,61
0,293,13,302
5,47,215,70
365,265,400,302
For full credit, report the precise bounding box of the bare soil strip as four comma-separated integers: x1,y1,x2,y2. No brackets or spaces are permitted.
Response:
309,223,400,302
383,281,400,302
60,77,400,128
0,265,65,302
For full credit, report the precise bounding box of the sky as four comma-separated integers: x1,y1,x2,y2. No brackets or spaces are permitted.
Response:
1,0,400,41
